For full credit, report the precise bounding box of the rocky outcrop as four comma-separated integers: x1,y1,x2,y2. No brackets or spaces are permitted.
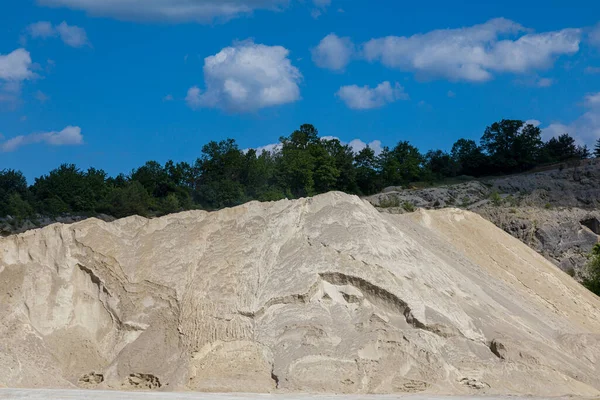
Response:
366,159,600,277
1,192,600,396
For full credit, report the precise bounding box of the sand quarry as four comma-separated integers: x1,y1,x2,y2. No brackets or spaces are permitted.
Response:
1,192,600,396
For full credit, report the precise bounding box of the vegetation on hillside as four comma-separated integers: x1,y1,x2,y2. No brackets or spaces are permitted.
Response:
0,120,593,221
583,244,600,296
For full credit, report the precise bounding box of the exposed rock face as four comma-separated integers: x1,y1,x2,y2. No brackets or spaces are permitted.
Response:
490,158,600,209
1,192,600,395
367,181,491,211
478,207,600,279
366,159,600,277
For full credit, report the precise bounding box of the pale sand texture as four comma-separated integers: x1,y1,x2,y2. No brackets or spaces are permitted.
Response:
1,192,599,395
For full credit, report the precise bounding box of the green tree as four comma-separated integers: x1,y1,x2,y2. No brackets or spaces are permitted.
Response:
0,169,31,217
594,139,600,158
542,134,579,163
424,149,457,181
378,141,424,186
31,164,108,215
451,138,488,176
583,244,600,296
354,146,379,195
277,124,326,197
194,139,246,208
106,181,154,218
481,120,543,173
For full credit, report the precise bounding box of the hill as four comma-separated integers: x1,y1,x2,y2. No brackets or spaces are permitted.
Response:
1,192,599,395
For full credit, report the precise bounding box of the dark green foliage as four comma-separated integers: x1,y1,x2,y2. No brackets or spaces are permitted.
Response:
424,149,457,181
1,121,598,222
450,139,488,176
595,139,600,158
0,169,32,219
541,133,589,163
354,147,380,195
379,141,424,185
583,244,600,296
481,120,543,173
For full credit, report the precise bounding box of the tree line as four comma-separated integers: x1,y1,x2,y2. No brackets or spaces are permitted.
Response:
1,120,598,221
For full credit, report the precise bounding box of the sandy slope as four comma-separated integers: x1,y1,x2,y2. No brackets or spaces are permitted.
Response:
1,192,599,395
0,389,578,400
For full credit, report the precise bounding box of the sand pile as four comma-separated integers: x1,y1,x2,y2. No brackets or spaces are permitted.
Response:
1,192,599,395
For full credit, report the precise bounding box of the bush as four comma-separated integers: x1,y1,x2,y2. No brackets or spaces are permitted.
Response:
379,196,400,208
583,244,600,296
490,191,502,207
402,201,415,212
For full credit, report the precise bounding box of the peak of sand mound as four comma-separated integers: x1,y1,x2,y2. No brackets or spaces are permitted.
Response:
1,192,600,396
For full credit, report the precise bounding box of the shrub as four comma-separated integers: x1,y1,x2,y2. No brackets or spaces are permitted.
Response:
402,201,415,212
490,191,502,207
461,196,470,207
379,196,401,208
583,244,600,296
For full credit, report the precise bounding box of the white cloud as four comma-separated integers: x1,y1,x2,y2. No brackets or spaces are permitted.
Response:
525,119,541,127
447,90,456,98
163,94,174,101
245,136,383,156
585,66,600,74
542,92,600,145
38,0,288,23
310,0,331,18
536,77,554,87
0,49,34,106
1,126,83,152
0,49,34,81
336,81,408,110
589,23,600,48
25,21,90,47
243,142,283,155
27,21,56,38
35,90,49,103
584,92,600,107
362,18,581,82
347,139,382,155
312,33,355,71
56,22,90,47
186,41,301,112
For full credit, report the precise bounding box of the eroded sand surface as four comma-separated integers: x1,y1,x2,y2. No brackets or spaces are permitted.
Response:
1,192,600,395
0,390,578,400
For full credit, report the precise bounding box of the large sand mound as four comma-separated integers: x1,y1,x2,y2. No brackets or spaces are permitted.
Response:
1,192,599,395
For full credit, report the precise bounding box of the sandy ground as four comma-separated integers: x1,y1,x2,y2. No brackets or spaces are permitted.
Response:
0,390,575,400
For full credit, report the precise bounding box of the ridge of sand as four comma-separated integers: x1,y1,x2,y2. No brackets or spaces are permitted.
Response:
1,192,599,395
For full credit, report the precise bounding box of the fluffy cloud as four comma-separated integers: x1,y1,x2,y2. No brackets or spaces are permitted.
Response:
312,34,355,71
536,78,554,88
186,41,301,112
0,49,34,106
361,18,581,82
27,21,56,38
542,92,600,145
1,126,83,152
38,0,288,23
310,0,331,18
347,138,382,155
0,49,34,81
336,81,408,110
589,23,600,48
25,21,90,47
246,136,382,156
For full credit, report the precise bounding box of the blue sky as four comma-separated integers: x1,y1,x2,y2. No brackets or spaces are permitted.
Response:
1,0,600,182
